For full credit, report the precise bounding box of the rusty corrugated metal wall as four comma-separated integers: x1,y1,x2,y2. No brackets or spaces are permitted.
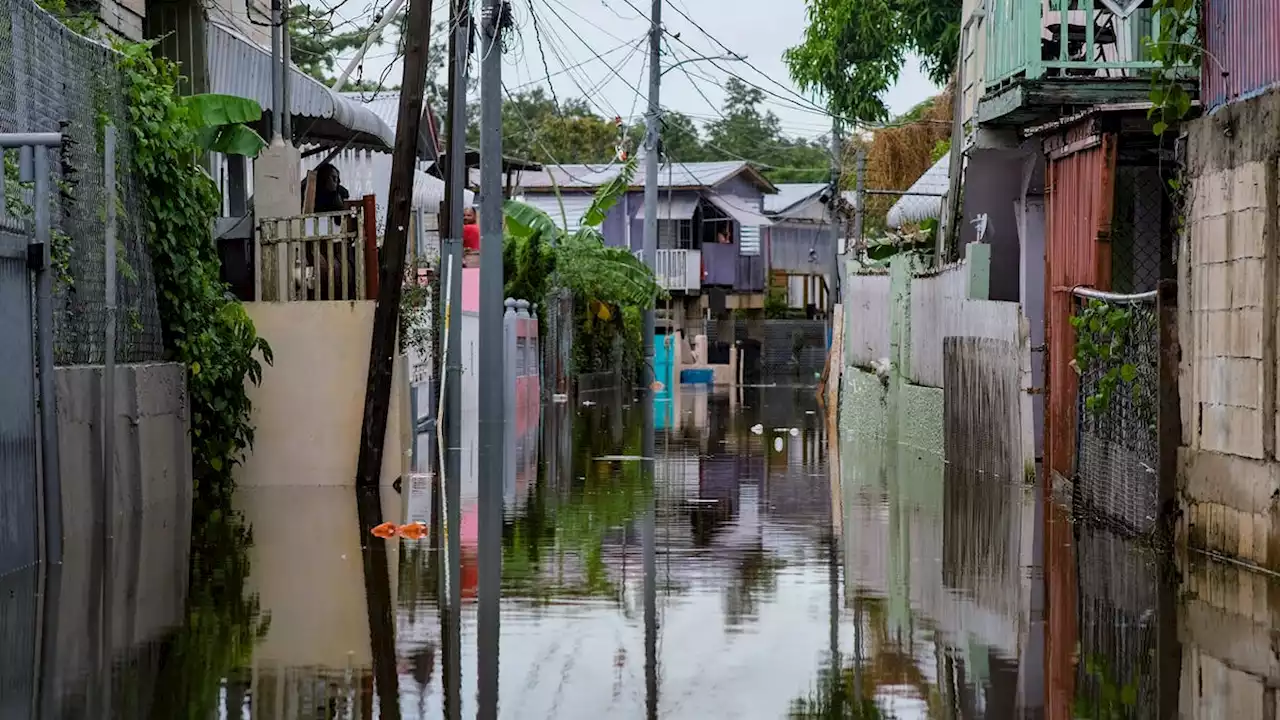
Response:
1044,124,1117,481
1203,0,1280,111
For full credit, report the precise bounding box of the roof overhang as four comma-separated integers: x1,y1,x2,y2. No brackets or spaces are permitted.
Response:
207,21,395,150
706,194,774,227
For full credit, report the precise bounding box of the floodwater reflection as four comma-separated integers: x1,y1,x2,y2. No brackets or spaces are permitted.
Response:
18,381,1280,718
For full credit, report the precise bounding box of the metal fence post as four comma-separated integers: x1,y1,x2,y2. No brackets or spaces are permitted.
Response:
32,143,62,565
103,126,117,524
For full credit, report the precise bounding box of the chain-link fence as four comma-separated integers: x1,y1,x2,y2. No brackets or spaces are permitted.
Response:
1072,290,1160,536
1110,164,1166,294
0,0,164,364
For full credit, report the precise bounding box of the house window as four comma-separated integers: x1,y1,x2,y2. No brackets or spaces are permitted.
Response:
659,219,695,250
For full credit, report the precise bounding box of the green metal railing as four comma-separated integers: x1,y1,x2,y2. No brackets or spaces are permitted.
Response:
984,0,1191,91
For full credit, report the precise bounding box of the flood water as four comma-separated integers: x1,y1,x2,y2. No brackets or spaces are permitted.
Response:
2,383,1275,718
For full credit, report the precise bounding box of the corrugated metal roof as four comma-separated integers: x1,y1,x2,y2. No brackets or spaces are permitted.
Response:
707,193,774,228
207,21,395,149
514,161,775,193
886,154,949,228
339,91,439,158
301,149,475,234
764,183,826,214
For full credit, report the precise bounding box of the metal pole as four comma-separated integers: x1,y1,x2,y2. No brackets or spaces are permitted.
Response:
477,0,504,716
641,0,661,387
34,145,61,566
281,0,292,143
101,126,118,717
270,0,283,140
827,119,841,316
440,1,468,714
642,4,661,717
851,149,866,252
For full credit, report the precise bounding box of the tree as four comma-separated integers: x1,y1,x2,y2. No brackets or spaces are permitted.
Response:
288,4,374,83
704,78,829,183
494,88,620,165
784,0,961,123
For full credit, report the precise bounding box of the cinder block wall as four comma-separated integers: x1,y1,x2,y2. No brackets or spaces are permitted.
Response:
1179,89,1280,570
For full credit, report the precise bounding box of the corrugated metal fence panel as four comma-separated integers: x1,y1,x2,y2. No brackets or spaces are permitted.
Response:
1203,0,1280,111
0,233,38,579
1045,129,1117,481
0,566,37,717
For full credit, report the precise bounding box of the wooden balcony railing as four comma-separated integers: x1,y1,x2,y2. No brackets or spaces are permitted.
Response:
255,206,372,302
984,0,1197,93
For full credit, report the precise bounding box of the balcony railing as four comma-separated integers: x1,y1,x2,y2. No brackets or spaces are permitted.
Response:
256,206,374,302
984,0,1197,93
639,249,702,292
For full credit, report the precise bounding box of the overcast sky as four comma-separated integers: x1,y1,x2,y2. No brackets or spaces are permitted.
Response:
339,0,941,142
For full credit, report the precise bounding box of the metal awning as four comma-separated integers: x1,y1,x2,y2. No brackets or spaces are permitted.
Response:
886,154,948,228
706,194,774,227
633,195,699,221
207,21,395,150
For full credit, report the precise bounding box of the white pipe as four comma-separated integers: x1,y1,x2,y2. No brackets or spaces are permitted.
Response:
331,0,409,92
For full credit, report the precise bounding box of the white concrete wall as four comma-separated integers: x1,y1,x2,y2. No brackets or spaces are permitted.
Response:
844,269,892,368
237,301,410,487
908,262,1025,389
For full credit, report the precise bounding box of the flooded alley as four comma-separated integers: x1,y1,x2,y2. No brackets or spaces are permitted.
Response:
2,384,1278,718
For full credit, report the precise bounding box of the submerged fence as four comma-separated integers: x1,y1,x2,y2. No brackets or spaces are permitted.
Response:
1070,288,1161,535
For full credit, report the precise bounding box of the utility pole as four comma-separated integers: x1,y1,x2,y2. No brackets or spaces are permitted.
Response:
641,3,661,720
354,0,433,486
641,0,661,387
827,119,842,323
438,0,468,715
476,0,505,717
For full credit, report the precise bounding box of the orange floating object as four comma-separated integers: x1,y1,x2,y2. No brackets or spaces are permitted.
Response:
370,522,398,539
650,381,664,392
398,522,427,540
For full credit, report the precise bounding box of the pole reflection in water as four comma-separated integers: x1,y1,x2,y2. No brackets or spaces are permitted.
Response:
355,485,402,719
642,382,658,720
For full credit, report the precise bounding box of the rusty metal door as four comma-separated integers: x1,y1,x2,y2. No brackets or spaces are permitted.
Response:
1044,125,1117,482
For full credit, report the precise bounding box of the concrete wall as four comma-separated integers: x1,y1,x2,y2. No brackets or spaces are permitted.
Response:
52,362,193,688
1178,88,1280,571
237,302,409,487
843,269,892,368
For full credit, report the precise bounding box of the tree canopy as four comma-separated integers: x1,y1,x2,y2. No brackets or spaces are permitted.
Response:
287,17,830,181
784,0,961,123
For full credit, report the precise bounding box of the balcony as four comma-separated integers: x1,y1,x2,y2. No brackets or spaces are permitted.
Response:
641,249,702,293
980,0,1199,126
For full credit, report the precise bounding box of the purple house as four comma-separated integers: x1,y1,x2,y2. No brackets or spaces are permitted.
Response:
512,160,776,298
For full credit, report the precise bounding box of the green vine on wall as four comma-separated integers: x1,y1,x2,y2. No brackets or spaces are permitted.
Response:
117,41,272,495
1147,0,1201,136
1070,299,1140,417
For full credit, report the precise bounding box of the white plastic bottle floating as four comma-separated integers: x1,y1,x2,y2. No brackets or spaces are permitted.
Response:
773,437,784,453
789,428,800,437
750,423,764,435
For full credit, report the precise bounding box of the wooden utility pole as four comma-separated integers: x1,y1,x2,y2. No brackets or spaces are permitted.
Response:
355,0,434,487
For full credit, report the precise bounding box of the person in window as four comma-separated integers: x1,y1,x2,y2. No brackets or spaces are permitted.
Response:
462,205,481,267
716,225,732,244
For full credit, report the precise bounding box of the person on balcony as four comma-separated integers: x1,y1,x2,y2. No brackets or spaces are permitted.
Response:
300,163,356,300
462,205,481,268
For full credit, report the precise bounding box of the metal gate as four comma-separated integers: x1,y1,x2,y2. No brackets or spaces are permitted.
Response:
0,134,63,579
